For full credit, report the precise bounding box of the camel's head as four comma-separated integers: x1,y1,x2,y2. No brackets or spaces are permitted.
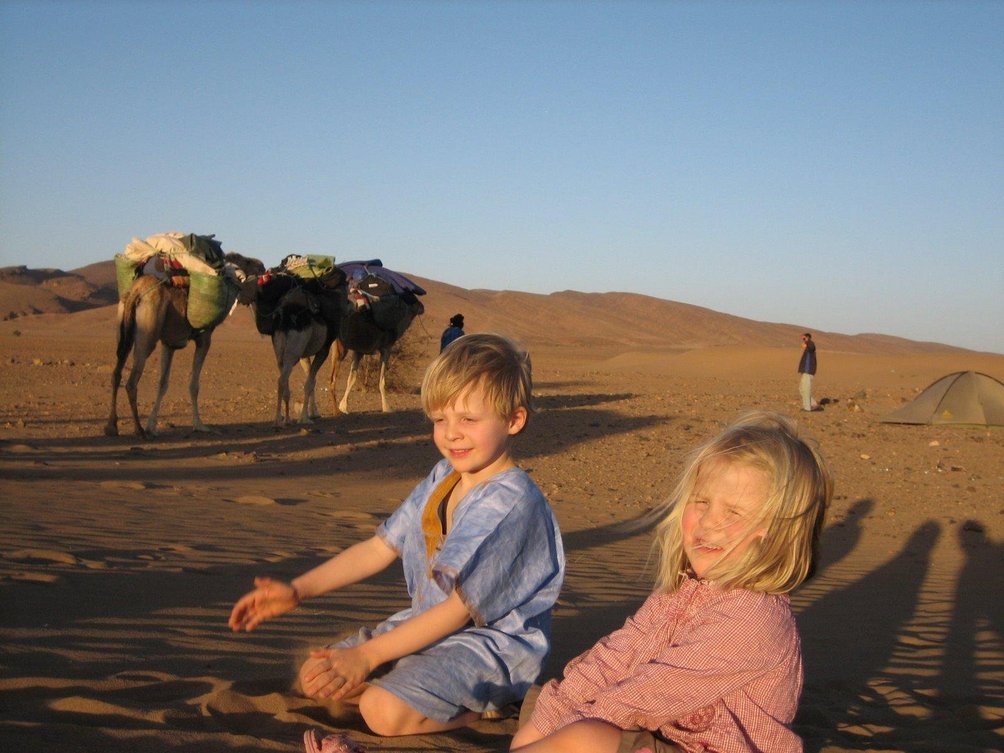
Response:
224,252,267,306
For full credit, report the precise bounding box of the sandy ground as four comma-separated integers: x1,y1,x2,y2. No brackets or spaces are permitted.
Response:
1,303,1002,753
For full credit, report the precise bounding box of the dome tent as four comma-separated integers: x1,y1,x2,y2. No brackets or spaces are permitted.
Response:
881,371,1004,427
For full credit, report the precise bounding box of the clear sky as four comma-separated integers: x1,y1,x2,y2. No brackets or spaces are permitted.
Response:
2,1,1002,352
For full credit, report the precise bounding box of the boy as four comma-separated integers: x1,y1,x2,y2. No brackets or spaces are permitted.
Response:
230,334,564,738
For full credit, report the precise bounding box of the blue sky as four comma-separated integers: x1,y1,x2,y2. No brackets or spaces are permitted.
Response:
2,1,1002,352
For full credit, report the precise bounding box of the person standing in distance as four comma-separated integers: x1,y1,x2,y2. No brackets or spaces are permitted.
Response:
798,332,818,411
441,313,465,352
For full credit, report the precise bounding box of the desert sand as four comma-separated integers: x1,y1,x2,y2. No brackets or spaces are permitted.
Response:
1,265,1002,753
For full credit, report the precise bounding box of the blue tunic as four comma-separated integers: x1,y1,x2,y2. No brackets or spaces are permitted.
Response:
334,458,565,721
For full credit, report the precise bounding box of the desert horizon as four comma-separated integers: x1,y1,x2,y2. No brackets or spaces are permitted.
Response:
3,258,1001,357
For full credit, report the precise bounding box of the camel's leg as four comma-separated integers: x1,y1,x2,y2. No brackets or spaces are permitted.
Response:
299,341,332,424
338,351,363,414
105,301,130,437
273,332,294,427
297,357,317,419
299,356,322,419
378,348,392,413
188,331,213,433
121,321,161,438
144,343,175,437
106,355,125,436
328,342,346,416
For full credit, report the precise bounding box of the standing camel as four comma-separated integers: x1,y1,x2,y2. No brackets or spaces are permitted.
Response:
105,251,264,438
328,263,425,414
255,262,346,427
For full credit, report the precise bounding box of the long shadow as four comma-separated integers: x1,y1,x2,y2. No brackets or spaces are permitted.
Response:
534,392,637,410
560,512,655,555
0,406,671,488
938,520,1004,734
0,407,432,455
795,520,942,752
815,498,875,577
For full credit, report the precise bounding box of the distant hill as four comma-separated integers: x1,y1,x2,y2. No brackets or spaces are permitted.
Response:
0,263,118,318
0,259,970,356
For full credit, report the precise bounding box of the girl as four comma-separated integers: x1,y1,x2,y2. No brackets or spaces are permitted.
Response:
229,334,564,739
511,411,831,753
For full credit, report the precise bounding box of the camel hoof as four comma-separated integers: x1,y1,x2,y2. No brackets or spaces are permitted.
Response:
104,423,119,437
192,424,214,434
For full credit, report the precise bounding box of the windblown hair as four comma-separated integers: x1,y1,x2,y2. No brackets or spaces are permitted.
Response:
653,411,832,595
421,333,532,424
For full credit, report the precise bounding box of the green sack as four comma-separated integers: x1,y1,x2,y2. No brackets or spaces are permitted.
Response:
187,272,239,330
287,254,335,278
114,254,141,299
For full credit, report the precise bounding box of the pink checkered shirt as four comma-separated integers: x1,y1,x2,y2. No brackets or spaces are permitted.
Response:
529,577,803,753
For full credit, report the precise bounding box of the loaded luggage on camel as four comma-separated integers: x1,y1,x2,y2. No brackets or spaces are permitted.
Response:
249,254,425,422
339,259,426,337
107,232,265,438
253,254,348,427
253,254,346,337
114,231,249,331
328,259,426,415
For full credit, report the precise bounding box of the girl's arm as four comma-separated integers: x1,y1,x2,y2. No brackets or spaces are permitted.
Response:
229,535,397,632
300,589,472,700
536,592,662,711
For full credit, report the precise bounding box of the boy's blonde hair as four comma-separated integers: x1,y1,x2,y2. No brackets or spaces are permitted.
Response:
653,411,831,595
421,333,532,422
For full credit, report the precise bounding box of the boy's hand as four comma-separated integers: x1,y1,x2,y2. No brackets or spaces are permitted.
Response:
228,576,299,632
300,647,373,700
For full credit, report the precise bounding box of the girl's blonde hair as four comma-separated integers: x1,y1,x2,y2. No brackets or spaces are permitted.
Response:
421,333,532,422
653,411,832,595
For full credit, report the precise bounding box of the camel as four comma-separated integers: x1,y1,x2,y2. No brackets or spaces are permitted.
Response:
328,267,425,414
105,251,264,438
255,263,347,427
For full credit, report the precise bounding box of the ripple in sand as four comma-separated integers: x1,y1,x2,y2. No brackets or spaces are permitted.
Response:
98,480,148,491
4,571,60,584
4,548,107,569
5,548,81,565
2,442,37,453
233,495,277,506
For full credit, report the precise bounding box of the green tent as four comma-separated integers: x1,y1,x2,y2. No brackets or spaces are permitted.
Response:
881,371,1004,427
